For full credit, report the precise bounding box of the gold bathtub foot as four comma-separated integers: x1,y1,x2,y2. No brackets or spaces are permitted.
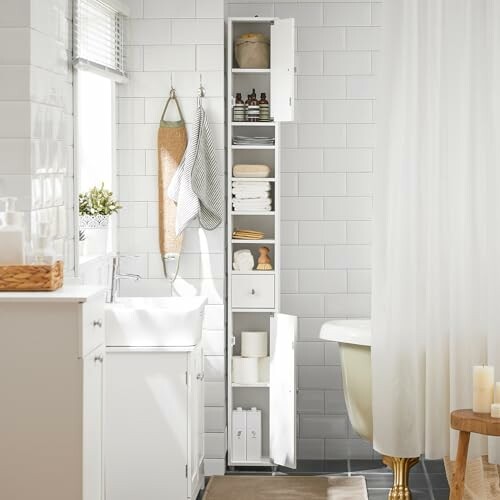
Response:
382,456,420,500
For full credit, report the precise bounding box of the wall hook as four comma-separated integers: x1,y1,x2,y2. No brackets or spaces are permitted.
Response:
170,74,175,98
198,73,205,98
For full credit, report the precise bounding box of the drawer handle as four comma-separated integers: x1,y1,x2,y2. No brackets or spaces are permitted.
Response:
196,373,204,381
93,319,103,328
94,355,104,363
250,289,256,295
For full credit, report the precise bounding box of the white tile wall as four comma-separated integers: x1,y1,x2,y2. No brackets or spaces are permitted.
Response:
118,0,226,474
0,0,73,270
227,0,377,460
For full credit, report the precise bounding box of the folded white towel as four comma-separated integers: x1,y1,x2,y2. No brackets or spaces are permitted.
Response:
233,192,270,200
233,205,272,212
233,186,271,193
232,181,272,189
233,200,272,209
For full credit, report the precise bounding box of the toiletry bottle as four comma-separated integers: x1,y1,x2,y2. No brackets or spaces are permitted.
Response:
0,197,25,265
33,221,57,265
244,94,252,122
233,93,245,122
247,91,260,122
258,93,270,122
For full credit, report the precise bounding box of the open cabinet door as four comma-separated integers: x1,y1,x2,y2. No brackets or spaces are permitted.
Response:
270,18,295,122
270,313,297,468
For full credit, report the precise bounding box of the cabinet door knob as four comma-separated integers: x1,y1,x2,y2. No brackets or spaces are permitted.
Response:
250,289,256,295
196,373,204,381
93,319,103,328
94,354,104,363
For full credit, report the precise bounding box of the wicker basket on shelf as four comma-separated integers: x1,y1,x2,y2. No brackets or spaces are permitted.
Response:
0,261,64,291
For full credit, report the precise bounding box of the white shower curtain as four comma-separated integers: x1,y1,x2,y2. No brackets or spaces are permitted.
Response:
372,0,500,460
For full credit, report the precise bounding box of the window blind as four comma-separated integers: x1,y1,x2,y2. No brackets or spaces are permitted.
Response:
73,0,127,81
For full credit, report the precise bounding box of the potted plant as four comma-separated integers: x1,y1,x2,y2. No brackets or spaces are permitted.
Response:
79,184,121,257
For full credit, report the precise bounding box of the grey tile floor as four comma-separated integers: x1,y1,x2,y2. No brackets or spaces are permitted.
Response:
220,458,450,499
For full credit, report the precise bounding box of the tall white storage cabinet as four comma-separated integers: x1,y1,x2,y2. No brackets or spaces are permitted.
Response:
105,345,205,500
227,17,298,469
0,287,106,500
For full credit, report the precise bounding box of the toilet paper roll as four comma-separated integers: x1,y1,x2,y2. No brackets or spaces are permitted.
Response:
241,331,268,357
258,357,270,383
232,356,259,384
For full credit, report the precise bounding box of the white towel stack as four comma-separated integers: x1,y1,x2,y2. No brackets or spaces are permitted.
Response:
232,181,272,212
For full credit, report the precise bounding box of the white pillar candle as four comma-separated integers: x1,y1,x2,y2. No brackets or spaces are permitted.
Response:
494,382,500,404
473,366,495,413
492,404,500,418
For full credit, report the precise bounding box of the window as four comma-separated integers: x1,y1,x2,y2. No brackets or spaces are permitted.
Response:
73,0,128,266
76,70,114,192
73,0,127,81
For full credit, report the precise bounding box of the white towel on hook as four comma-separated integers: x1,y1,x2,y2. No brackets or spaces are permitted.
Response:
168,102,222,234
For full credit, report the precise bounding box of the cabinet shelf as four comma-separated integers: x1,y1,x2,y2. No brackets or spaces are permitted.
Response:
232,145,275,150
232,122,275,126
229,458,273,467
231,270,276,275
232,383,270,388
232,239,275,244
232,177,275,182
232,308,277,313
232,68,270,74
232,211,275,216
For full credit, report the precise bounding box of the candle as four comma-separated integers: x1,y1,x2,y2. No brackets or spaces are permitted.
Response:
492,404,500,418
473,366,494,413
494,382,500,403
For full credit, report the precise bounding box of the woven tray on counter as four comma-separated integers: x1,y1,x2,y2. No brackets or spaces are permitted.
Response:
0,260,64,291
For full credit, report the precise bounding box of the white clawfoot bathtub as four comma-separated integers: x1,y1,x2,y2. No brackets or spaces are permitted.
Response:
320,320,372,441
321,320,420,500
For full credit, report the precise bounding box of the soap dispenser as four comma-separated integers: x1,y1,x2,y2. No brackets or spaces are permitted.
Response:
0,197,25,265
32,221,56,265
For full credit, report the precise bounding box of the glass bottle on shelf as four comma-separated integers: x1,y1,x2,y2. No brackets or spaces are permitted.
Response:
233,92,245,122
245,94,252,122
247,90,260,122
258,93,270,122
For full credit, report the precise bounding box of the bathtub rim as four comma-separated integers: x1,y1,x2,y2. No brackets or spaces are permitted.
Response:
319,319,371,347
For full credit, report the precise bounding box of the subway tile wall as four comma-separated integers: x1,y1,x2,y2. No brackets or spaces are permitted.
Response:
0,0,74,270
117,0,226,477
226,0,378,460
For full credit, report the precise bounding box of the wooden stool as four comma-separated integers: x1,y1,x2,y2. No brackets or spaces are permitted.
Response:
450,409,500,499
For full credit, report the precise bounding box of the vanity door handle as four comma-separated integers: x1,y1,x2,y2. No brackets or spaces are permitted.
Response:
94,355,104,363
196,373,204,381
93,319,103,328
250,289,256,295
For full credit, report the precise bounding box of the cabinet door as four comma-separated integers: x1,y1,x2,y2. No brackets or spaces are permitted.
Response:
271,18,295,122
188,346,204,498
83,346,104,500
270,313,297,469
105,352,188,500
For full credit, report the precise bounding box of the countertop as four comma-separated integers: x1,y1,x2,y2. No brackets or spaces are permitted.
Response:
0,285,105,303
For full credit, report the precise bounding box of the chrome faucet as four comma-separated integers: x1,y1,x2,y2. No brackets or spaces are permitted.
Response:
108,255,141,303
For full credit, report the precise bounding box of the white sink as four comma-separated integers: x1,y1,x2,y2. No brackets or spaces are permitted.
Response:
105,296,207,347
319,319,371,346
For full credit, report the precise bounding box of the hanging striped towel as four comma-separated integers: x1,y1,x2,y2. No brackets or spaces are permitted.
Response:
168,103,222,234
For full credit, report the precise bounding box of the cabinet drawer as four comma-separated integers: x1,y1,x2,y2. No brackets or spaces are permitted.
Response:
80,293,105,357
232,275,275,309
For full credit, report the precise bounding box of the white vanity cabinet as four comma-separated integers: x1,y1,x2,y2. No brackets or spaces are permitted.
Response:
105,345,204,500
0,287,106,500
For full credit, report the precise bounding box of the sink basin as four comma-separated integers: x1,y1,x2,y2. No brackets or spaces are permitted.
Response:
319,319,371,346
105,296,207,347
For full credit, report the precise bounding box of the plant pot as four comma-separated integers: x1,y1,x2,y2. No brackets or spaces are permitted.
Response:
79,215,110,257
